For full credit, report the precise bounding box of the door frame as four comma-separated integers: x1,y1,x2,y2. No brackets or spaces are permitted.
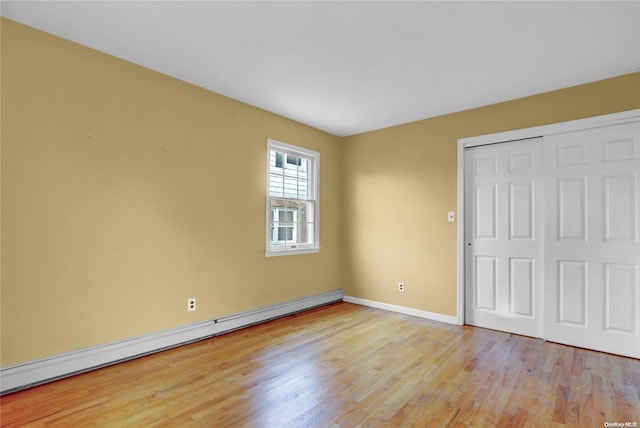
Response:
456,109,640,325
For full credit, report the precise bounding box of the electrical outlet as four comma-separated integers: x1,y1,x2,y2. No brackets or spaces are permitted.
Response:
398,282,405,293
448,211,455,222
187,298,196,312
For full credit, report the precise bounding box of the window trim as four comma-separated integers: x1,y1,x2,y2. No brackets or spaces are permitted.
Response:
266,139,320,257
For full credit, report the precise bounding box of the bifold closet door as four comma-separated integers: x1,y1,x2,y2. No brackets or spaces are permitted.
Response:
544,122,640,359
464,138,544,339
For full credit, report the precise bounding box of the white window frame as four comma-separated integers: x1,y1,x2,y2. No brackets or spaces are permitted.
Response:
266,139,320,257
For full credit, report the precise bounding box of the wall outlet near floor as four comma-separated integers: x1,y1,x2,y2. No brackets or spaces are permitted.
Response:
398,282,405,293
187,298,196,312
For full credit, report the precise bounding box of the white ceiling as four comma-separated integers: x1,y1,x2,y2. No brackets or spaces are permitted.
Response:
2,1,639,137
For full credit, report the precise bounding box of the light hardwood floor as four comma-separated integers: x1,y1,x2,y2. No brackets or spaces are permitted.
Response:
1,302,639,427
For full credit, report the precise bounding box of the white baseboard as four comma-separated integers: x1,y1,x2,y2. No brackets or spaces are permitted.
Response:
0,289,344,395
343,295,459,325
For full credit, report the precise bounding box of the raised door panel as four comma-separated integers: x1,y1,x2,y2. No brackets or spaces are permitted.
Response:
509,182,534,240
604,263,637,334
475,184,498,239
604,174,637,242
509,258,534,317
475,256,497,311
557,178,587,241
557,260,587,326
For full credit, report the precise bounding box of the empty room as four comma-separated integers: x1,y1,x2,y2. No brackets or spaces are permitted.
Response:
1,1,639,426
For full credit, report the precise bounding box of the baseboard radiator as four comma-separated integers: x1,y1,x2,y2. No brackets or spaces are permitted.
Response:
0,289,344,395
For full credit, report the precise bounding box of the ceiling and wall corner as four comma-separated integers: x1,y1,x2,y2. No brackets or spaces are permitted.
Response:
1,1,638,136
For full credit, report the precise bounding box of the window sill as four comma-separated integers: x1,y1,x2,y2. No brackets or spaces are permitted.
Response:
265,247,320,257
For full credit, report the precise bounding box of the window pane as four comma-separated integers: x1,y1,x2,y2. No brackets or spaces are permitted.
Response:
271,223,287,245
283,176,298,198
270,153,311,201
298,179,311,199
270,151,284,169
278,225,288,242
271,222,295,244
283,158,300,178
276,209,294,223
290,200,314,223
302,223,315,245
270,198,286,209
286,154,301,166
270,204,299,245
298,157,308,173
269,174,284,197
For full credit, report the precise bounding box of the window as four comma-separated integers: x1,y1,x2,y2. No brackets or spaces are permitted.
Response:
266,139,320,256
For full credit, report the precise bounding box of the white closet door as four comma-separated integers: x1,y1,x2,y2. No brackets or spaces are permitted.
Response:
544,122,640,358
465,138,544,338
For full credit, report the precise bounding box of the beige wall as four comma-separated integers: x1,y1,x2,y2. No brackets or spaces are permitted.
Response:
1,19,342,366
2,17,639,367
341,72,640,316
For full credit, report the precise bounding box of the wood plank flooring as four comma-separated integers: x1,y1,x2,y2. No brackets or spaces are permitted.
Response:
1,302,639,427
